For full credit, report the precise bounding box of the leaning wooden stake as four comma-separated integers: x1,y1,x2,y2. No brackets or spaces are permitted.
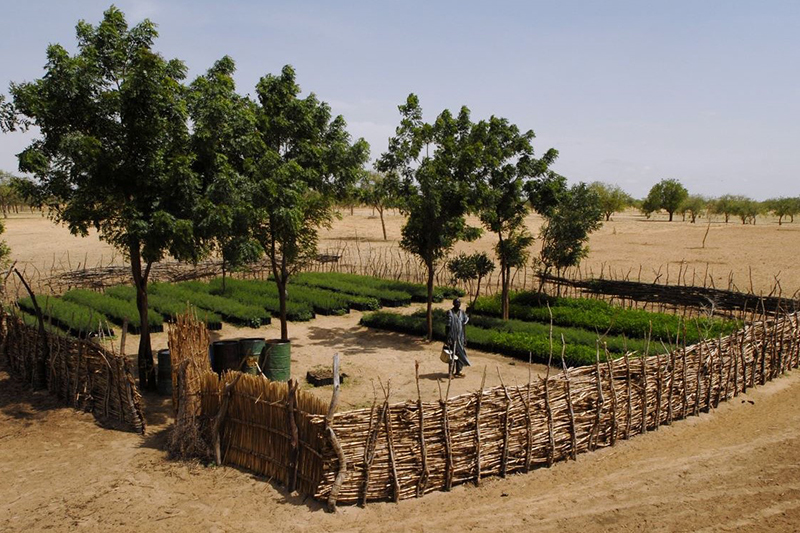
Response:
213,371,244,466
623,351,632,440
414,361,429,497
326,353,347,513
474,367,487,486
604,345,618,445
561,339,578,459
589,343,604,449
496,367,512,476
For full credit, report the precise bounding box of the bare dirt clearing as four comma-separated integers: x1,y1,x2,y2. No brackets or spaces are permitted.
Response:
2,208,800,531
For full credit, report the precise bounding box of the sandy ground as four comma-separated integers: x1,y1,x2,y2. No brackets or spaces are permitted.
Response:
2,208,800,531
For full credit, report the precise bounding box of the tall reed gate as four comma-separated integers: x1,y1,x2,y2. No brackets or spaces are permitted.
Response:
185,311,800,508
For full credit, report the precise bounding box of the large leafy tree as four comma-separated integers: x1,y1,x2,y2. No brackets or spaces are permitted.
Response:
643,178,689,221
189,57,262,290
249,66,369,342
590,181,632,221
528,176,603,280
3,8,201,389
377,95,481,340
472,116,557,319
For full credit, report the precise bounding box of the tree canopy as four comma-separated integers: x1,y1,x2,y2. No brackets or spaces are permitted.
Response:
590,181,632,221
642,179,688,221
4,7,200,388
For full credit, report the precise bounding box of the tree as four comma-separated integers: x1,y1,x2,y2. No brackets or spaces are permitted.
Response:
248,65,369,342
472,115,557,320
358,171,400,240
590,182,632,221
679,194,708,223
447,252,494,307
643,179,689,221
711,194,737,223
528,175,603,280
188,57,262,291
730,196,761,225
764,197,800,226
376,94,481,341
0,171,28,217
3,8,201,389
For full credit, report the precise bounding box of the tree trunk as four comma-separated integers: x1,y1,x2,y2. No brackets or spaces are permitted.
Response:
378,206,387,240
130,243,155,391
472,275,483,308
277,273,289,342
668,211,674,222
426,263,434,342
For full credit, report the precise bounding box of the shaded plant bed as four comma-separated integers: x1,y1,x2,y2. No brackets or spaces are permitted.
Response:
150,282,271,328
294,272,464,304
62,289,164,334
470,291,740,344
17,296,114,337
104,285,223,331
291,273,413,307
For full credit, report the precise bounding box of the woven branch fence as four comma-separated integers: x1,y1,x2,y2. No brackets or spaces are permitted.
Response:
180,309,800,508
1,313,145,434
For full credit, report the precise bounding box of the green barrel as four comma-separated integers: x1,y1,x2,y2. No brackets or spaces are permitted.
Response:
211,340,241,374
238,337,266,375
261,339,291,382
157,348,172,396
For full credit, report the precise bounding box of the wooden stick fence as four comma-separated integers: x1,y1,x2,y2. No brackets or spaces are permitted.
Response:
1,312,145,434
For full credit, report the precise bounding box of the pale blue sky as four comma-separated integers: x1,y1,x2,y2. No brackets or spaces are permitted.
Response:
2,1,798,199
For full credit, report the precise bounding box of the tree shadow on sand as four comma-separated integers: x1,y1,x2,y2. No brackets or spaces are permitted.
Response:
304,325,427,354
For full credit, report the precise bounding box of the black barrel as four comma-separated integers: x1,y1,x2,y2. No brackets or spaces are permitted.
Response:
210,340,241,374
238,337,266,375
157,348,172,396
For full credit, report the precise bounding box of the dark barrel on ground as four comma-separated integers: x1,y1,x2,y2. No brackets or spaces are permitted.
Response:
238,337,265,375
210,340,241,374
157,348,171,396
261,339,291,381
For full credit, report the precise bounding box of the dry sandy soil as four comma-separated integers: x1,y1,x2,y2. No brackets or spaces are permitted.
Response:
2,208,800,531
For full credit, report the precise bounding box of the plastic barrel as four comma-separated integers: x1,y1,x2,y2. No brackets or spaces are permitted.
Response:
211,340,241,374
261,339,291,382
238,337,266,375
157,348,172,396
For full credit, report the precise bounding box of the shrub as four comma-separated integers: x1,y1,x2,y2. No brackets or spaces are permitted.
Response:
18,296,113,337
150,282,271,328
104,285,223,330
63,289,164,333
470,291,738,344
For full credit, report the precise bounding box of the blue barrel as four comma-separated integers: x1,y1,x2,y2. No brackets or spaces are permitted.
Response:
157,348,172,396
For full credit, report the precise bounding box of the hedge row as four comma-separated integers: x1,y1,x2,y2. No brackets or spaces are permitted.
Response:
62,289,164,333
150,282,271,328
291,273,413,306
293,272,464,304
470,291,739,344
17,296,113,337
360,310,616,367
207,282,315,322
104,285,223,330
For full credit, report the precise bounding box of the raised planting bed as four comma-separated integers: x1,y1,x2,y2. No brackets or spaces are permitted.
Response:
104,285,223,330
62,289,164,334
209,278,356,316
17,296,114,337
294,272,463,303
203,279,315,321
360,309,619,367
292,272,412,306
150,282,271,328
470,291,740,344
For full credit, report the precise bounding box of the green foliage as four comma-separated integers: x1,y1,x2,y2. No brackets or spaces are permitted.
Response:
590,182,633,221
292,272,413,306
360,309,655,366
679,195,709,223
763,197,799,225
246,65,370,341
206,281,315,322
357,171,401,240
528,176,603,275
710,194,737,223
726,195,762,225
150,282,270,328
471,292,739,344
447,252,495,304
104,285,223,330
18,296,112,337
376,94,484,339
643,179,689,221
62,289,164,332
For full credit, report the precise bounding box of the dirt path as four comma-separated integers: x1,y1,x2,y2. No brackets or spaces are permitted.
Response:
2,364,799,532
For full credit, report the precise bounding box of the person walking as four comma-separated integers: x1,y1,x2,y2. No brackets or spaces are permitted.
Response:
445,298,470,377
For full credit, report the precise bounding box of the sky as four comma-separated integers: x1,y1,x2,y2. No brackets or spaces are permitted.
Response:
1,0,798,200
